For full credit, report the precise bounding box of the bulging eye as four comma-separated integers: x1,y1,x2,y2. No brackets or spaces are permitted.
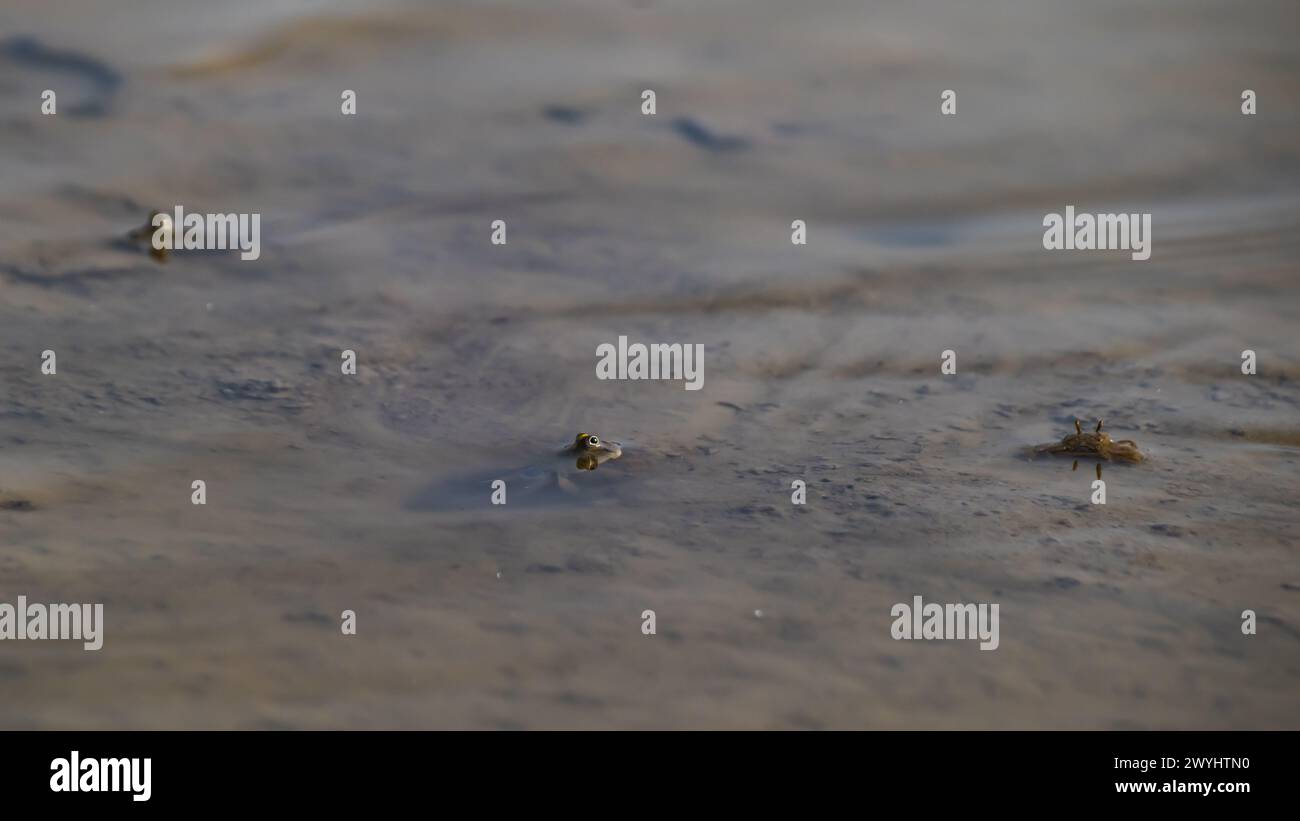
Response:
587,435,600,447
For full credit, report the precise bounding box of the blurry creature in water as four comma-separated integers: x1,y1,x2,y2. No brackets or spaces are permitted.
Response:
126,211,169,262
405,432,625,512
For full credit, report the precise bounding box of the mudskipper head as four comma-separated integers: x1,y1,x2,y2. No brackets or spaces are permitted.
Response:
569,432,623,470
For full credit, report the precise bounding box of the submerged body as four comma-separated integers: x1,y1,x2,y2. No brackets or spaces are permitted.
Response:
406,432,624,511
561,432,623,470
1034,419,1144,463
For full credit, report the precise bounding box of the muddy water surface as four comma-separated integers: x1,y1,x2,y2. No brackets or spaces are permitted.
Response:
0,0,1298,728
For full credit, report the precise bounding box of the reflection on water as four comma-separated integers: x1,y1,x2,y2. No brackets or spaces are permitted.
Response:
1071,460,1103,481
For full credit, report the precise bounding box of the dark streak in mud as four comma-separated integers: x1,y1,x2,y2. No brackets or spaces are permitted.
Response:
0,263,144,296
671,117,751,152
542,105,588,125
216,380,286,400
1,36,121,117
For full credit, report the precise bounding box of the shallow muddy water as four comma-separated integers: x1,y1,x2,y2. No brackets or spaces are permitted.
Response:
0,0,1298,728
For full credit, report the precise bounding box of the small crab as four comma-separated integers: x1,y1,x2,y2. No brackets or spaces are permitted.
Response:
1034,419,1144,463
